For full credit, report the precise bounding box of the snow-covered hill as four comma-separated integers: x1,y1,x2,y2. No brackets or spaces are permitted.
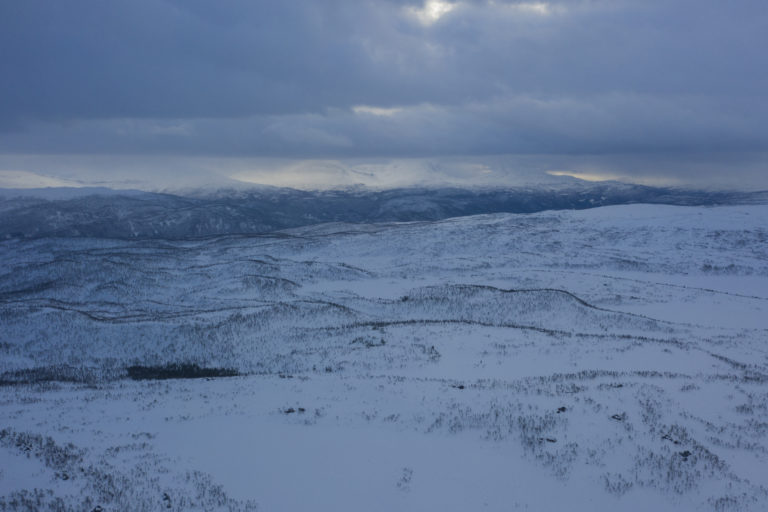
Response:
1,204,767,511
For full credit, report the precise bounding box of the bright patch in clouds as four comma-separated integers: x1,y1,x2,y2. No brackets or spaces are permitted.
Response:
546,170,680,187
514,2,552,15
407,0,456,26
0,170,84,189
490,1,557,16
352,105,403,117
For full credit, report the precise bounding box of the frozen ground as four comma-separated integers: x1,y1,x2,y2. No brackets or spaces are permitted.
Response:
1,204,767,511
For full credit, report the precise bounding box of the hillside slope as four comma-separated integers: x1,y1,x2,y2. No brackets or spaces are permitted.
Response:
1,204,767,511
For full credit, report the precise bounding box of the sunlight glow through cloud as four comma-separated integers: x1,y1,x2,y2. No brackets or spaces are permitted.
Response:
407,0,456,26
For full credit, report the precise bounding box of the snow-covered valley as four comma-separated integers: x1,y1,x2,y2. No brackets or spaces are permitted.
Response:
2,203,768,511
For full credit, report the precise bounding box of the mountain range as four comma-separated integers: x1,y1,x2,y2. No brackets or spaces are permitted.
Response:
2,183,766,239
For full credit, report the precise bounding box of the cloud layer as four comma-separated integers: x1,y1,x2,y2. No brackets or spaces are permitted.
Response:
1,1,766,187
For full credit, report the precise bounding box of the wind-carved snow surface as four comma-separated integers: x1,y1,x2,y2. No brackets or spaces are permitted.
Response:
1,204,767,511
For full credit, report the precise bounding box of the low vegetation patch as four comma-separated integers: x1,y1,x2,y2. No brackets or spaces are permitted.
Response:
0,365,115,386
126,364,239,381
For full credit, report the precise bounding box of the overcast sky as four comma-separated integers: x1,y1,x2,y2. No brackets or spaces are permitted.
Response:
1,0,766,190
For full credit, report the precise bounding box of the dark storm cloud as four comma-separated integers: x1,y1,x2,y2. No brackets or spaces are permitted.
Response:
0,0,766,184
1,93,763,158
0,0,444,121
